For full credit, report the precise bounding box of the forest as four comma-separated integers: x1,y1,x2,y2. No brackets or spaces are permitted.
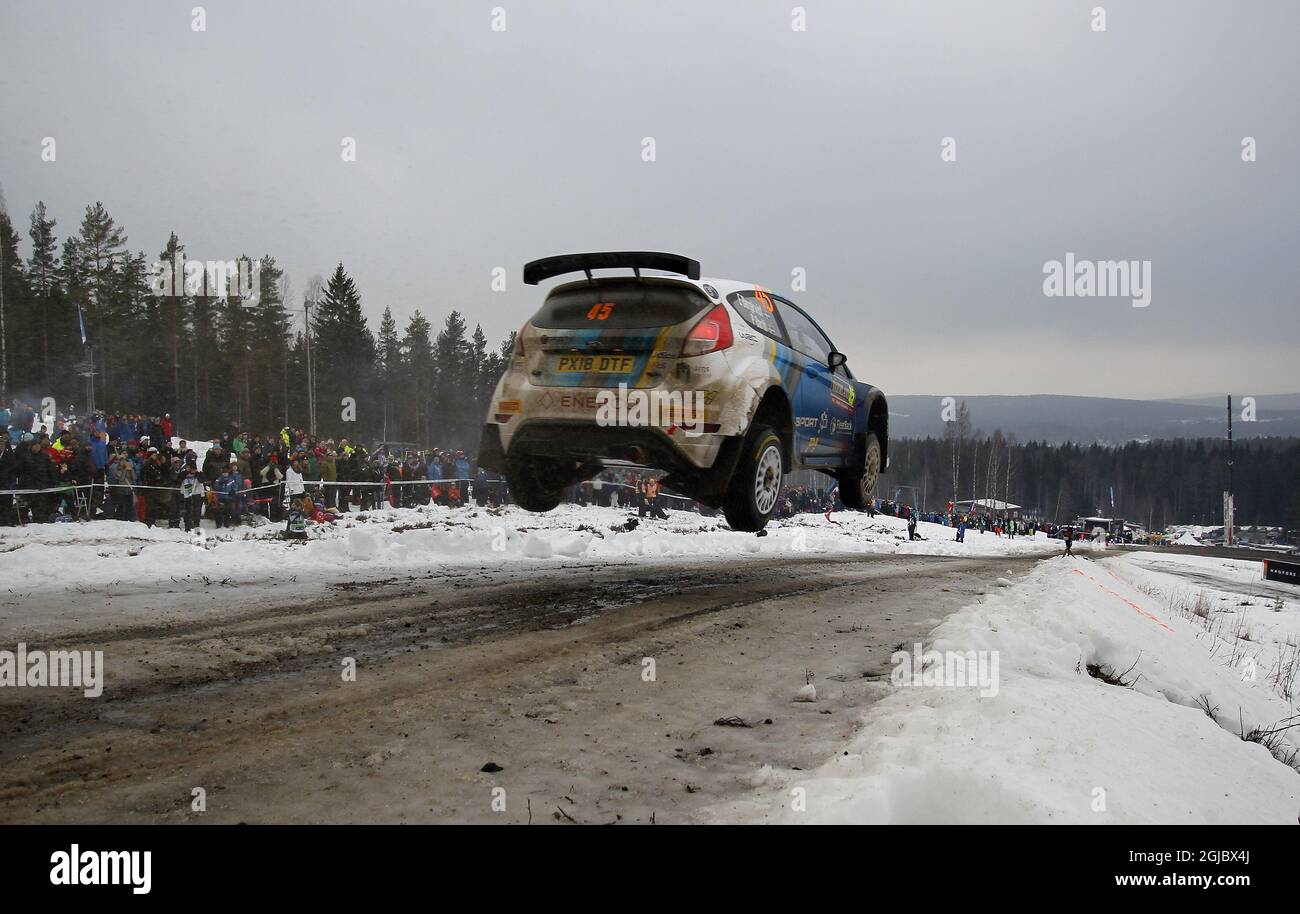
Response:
0,199,512,449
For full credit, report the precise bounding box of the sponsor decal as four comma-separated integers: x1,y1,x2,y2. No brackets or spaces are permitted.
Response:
732,294,781,337
560,393,601,410
538,392,603,410
497,399,522,413
830,376,854,411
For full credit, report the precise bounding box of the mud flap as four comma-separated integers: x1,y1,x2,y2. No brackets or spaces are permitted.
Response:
661,434,744,509
477,424,506,473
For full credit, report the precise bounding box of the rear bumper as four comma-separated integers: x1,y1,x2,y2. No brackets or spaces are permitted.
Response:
489,418,723,472
480,419,742,506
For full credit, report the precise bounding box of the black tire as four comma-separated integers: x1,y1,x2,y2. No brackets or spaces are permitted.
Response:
839,431,882,511
505,459,565,513
723,425,784,532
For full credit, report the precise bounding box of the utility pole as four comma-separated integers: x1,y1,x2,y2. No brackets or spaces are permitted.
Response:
1224,395,1235,547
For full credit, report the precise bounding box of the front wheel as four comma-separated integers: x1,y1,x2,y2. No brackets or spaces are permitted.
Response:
839,431,882,511
723,426,783,532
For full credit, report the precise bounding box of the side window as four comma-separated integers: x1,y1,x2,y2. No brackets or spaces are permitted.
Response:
728,290,784,342
776,298,833,365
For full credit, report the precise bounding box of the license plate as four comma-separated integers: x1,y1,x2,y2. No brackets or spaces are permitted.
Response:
555,355,635,374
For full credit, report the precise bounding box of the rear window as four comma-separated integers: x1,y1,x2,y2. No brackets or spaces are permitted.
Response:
530,279,710,330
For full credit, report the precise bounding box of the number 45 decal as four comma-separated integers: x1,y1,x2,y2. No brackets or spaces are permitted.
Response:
587,302,615,320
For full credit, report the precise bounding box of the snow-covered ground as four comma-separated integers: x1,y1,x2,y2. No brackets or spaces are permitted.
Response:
713,551,1300,824
1113,552,1300,712
0,503,1058,623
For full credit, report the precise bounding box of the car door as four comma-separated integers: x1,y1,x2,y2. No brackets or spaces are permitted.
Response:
775,297,849,460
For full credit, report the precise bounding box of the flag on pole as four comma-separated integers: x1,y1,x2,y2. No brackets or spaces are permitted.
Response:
76,303,88,344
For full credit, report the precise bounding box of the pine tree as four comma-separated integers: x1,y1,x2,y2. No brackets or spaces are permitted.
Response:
190,268,220,430
376,306,402,439
155,233,190,422
432,310,469,446
401,310,435,444
112,250,152,410
0,208,27,404
71,202,128,402
249,255,290,432
312,263,376,438
469,323,490,423
26,202,60,393
217,256,259,429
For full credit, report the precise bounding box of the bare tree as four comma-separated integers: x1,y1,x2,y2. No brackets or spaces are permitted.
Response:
946,400,971,505
1004,433,1017,509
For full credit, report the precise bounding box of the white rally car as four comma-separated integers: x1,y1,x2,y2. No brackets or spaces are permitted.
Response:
478,252,888,531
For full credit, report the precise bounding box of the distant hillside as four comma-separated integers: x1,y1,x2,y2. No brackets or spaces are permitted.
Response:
886,394,1300,444
1160,393,1300,410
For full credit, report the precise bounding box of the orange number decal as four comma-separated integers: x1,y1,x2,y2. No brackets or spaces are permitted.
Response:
587,302,614,321
754,289,775,313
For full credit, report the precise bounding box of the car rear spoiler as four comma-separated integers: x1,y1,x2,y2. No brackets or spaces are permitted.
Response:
522,251,701,285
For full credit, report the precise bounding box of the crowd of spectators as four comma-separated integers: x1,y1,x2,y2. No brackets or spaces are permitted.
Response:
0,398,499,528
3,398,1058,541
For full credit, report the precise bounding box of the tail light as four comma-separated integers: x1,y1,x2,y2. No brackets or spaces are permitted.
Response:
680,305,733,357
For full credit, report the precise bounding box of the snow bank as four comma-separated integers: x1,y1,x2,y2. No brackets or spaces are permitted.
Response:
716,554,1300,824
0,503,1057,603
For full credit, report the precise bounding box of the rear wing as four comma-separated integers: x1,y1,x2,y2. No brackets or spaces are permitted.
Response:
523,251,701,285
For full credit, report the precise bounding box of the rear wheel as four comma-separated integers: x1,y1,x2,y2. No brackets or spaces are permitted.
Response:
723,426,783,532
839,431,882,511
505,458,565,513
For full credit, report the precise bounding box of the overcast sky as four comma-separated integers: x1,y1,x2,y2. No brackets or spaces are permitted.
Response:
1,0,1296,399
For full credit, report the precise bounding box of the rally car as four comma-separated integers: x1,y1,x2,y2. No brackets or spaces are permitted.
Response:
477,252,888,531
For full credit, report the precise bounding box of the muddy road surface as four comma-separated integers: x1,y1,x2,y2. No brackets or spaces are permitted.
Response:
0,553,1041,823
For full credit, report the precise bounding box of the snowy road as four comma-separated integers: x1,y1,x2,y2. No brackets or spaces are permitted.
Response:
0,551,1041,824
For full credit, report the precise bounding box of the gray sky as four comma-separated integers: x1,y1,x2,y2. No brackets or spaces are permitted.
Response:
2,0,1296,398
